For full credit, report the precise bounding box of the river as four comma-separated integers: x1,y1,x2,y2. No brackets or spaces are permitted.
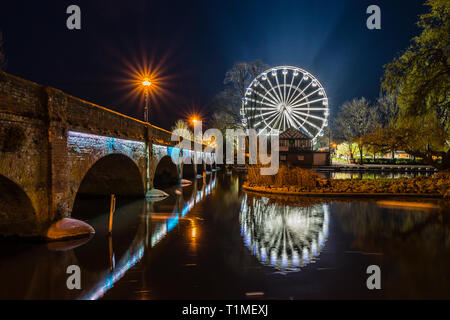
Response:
0,171,449,299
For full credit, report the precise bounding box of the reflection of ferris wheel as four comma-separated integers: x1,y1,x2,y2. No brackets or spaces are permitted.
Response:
241,66,329,141
240,195,329,273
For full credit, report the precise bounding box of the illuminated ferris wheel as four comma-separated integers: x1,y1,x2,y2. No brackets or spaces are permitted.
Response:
241,66,329,141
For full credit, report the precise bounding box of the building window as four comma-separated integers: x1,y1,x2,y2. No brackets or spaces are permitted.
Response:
297,155,304,161
280,155,287,161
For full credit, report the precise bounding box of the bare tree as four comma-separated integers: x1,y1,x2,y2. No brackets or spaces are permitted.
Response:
171,119,193,140
334,98,379,164
0,31,6,71
375,92,400,128
223,60,270,129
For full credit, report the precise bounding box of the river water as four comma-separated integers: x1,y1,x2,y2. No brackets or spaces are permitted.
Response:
0,171,449,300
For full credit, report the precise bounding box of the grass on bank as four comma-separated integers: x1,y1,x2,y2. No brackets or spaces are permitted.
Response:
245,166,450,197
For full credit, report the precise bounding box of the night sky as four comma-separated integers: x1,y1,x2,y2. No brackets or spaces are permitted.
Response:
0,0,427,130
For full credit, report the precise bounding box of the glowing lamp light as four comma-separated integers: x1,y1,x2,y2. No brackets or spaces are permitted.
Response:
282,69,288,75
142,78,151,87
293,70,299,77
191,115,200,124
262,73,267,80
312,80,318,87
271,70,277,76
303,73,309,80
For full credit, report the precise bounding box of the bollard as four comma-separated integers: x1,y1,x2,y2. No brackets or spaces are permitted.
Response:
108,194,116,234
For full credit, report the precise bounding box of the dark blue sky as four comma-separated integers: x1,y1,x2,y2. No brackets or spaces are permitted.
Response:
0,0,426,129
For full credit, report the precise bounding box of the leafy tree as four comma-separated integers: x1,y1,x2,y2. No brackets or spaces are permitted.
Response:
336,142,358,161
382,0,450,169
362,126,406,160
360,93,400,159
334,98,379,164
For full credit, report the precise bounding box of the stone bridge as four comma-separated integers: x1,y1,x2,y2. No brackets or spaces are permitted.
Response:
0,72,216,237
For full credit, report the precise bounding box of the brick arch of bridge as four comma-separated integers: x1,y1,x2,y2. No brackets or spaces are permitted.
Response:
67,131,148,217
0,174,38,236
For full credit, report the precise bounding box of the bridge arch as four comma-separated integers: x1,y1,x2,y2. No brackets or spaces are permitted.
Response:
0,175,37,236
71,153,145,219
153,155,179,188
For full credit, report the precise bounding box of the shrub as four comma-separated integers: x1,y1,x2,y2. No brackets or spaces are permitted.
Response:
246,165,318,190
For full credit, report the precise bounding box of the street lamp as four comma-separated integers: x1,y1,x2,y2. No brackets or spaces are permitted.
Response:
190,116,199,125
142,78,151,122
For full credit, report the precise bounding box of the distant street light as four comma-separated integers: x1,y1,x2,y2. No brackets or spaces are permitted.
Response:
142,78,151,122
190,116,199,124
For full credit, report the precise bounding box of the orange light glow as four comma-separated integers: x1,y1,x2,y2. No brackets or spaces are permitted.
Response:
114,50,179,118
191,116,200,124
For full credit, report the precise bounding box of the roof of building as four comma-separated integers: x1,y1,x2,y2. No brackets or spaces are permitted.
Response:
279,127,311,140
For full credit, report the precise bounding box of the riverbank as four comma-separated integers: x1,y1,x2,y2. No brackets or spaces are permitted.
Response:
243,184,443,198
245,167,450,198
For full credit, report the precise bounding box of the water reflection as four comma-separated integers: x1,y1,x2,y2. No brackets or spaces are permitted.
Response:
1,172,449,300
240,194,329,273
0,173,217,300
81,174,217,300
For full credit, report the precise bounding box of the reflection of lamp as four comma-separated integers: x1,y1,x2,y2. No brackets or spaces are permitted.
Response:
239,195,329,273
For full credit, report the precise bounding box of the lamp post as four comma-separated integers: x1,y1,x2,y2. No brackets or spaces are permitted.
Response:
142,78,151,123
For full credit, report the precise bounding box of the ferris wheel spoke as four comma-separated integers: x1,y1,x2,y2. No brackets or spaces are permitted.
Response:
291,97,327,109
283,73,287,104
256,109,280,125
248,109,278,120
261,112,283,133
254,111,280,128
258,82,283,106
257,107,282,111
274,112,285,132
250,88,279,106
291,107,327,111
265,77,283,103
285,75,296,107
246,98,278,109
286,81,313,106
285,112,298,129
286,78,304,105
294,113,322,131
280,112,286,131
292,110,327,122
274,74,285,104
289,88,322,107
289,113,314,138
